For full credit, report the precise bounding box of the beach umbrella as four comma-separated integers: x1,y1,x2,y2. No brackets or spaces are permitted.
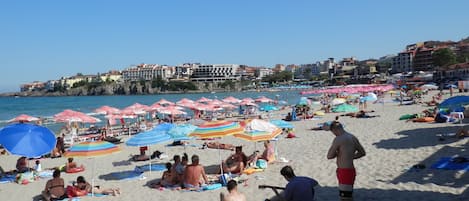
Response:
332,104,359,113
196,97,212,103
189,120,244,175
152,122,175,132
421,84,438,90
297,97,311,106
94,106,120,115
155,99,175,106
222,96,241,104
270,119,294,129
255,96,274,103
176,98,195,106
64,141,120,196
241,98,255,103
0,123,56,158
8,114,40,123
260,105,279,112
331,98,346,105
168,124,197,141
189,120,243,139
54,109,101,123
438,96,469,110
126,130,172,173
235,119,282,141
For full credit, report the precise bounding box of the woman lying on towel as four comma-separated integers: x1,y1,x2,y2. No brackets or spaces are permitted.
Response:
202,142,236,151
67,176,120,197
65,158,85,173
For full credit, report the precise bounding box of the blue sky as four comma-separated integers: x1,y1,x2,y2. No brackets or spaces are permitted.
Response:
1,0,468,92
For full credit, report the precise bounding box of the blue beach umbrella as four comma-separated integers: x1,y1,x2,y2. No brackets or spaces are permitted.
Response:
270,119,294,129
260,105,279,112
0,123,56,158
438,96,469,111
167,124,197,141
126,130,172,173
126,130,172,147
151,122,175,132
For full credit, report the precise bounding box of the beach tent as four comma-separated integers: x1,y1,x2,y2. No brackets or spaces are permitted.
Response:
332,104,358,113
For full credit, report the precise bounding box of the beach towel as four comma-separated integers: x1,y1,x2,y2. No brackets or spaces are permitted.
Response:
431,157,469,171
0,174,17,184
134,164,166,172
38,170,54,179
108,170,145,181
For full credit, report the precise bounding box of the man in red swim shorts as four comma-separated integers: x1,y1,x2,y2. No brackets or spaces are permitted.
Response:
327,120,366,201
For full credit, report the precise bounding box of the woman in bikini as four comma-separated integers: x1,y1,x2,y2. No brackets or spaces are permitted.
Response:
42,169,67,201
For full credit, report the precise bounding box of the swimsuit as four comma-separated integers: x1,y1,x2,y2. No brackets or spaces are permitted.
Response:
336,168,356,185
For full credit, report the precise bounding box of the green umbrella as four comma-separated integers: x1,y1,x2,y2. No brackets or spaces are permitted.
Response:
332,104,358,113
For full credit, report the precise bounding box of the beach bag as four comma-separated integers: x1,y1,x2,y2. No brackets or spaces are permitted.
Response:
256,159,268,169
219,173,231,186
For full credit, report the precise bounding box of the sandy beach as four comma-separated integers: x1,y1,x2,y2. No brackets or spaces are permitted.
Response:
0,91,468,201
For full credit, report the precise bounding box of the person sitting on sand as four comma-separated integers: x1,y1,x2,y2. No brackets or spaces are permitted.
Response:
132,146,150,161
183,155,209,189
42,169,67,201
16,156,31,173
151,163,175,188
222,146,248,174
68,176,120,197
171,155,185,185
65,157,84,172
283,113,293,121
248,141,275,165
203,142,236,151
220,180,246,201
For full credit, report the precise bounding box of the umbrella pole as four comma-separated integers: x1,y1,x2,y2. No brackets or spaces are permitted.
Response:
149,146,151,174
92,158,96,197
219,143,224,175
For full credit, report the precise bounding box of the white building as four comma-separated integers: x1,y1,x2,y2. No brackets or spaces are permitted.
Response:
174,63,197,80
122,64,174,81
191,64,240,82
257,68,273,79
392,51,414,73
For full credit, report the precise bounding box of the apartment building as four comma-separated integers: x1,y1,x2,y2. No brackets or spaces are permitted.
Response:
190,64,240,82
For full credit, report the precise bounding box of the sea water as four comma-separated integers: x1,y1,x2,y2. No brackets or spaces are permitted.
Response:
0,90,312,132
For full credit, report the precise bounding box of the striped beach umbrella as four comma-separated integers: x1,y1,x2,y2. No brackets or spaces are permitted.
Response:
233,129,282,142
189,120,244,139
8,114,40,123
64,140,121,196
168,124,197,141
65,141,121,158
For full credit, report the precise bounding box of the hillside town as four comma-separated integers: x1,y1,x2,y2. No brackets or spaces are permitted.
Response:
19,37,469,94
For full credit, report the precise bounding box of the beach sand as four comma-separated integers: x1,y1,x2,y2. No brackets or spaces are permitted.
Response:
0,90,468,201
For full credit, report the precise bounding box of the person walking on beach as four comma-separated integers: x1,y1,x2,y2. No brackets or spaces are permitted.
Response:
327,121,366,201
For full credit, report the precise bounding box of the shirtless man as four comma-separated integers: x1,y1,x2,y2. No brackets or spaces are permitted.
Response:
220,180,246,201
183,155,209,189
327,121,366,201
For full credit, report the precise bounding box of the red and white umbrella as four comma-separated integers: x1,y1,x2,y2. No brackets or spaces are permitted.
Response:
211,99,224,105
155,99,175,106
176,98,194,105
240,101,258,107
125,103,151,111
255,96,274,103
222,96,241,104
54,109,101,123
196,97,212,103
94,105,120,115
8,114,40,123
241,98,255,103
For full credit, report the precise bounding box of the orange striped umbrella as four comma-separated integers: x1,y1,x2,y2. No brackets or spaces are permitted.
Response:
189,120,243,139
64,141,121,158
234,128,282,142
